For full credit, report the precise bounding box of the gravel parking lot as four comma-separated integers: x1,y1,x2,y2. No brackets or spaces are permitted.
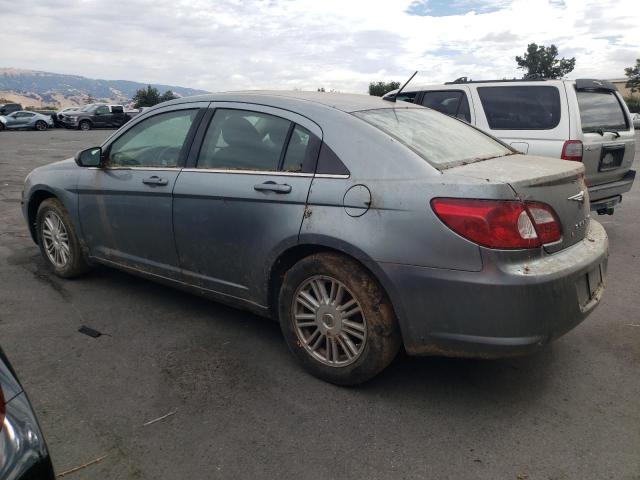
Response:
1,129,639,479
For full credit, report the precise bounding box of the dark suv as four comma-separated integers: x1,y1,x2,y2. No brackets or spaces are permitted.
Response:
0,103,22,116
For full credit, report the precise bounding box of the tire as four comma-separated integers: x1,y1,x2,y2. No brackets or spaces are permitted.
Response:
35,120,47,131
279,252,401,385
79,120,91,131
0,122,5,131
36,198,90,278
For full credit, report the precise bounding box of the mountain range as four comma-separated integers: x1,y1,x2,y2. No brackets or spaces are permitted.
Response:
0,68,209,107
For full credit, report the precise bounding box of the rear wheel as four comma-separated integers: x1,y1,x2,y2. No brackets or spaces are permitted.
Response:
279,253,401,385
35,120,47,131
79,120,91,131
36,198,90,278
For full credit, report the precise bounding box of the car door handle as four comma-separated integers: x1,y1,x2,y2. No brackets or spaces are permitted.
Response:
142,175,168,186
254,181,292,194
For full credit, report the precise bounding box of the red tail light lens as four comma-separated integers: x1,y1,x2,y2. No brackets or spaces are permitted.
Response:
431,198,562,249
561,140,583,161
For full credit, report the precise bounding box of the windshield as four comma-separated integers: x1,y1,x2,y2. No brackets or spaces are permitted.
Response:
353,107,513,169
81,104,98,112
577,90,628,132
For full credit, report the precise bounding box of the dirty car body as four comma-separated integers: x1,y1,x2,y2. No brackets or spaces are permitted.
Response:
22,92,608,382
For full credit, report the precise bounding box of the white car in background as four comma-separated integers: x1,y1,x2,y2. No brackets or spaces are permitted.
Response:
384,78,636,215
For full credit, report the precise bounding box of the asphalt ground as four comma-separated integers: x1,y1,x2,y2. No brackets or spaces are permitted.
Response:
0,128,638,480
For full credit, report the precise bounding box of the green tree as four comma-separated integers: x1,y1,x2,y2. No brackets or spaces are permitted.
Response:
624,59,640,94
368,81,401,97
132,85,161,108
159,90,178,103
515,43,576,79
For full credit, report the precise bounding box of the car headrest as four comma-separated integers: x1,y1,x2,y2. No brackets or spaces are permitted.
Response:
221,116,261,147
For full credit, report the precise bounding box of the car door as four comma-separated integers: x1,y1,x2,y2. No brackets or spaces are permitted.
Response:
77,103,207,277
93,105,110,127
173,104,321,307
3,112,22,128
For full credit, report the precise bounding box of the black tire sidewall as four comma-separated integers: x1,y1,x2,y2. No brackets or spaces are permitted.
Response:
35,121,46,131
36,198,89,278
79,121,91,131
279,253,401,385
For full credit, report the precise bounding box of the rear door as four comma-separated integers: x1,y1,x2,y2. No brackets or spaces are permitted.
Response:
471,83,569,157
172,104,321,306
570,81,635,187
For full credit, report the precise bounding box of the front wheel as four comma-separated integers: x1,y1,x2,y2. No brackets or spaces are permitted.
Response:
279,253,401,385
35,120,47,131
36,198,90,278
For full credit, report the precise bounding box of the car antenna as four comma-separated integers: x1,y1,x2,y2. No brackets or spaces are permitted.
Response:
384,71,418,103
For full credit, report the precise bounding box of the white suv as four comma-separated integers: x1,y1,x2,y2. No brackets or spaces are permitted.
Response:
384,78,636,214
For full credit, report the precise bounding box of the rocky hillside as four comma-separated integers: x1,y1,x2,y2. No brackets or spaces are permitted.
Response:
0,68,208,107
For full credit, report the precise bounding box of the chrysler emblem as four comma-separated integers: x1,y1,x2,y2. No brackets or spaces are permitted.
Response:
568,190,585,203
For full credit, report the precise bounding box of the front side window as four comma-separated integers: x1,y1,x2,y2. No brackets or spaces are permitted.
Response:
577,90,628,132
197,109,291,171
95,106,109,115
353,108,512,169
421,91,471,122
477,86,561,130
108,109,197,167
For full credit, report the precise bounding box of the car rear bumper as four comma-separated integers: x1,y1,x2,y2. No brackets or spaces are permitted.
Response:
381,220,609,358
588,169,636,210
1,392,55,480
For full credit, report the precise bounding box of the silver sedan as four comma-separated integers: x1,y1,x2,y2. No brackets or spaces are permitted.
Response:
0,110,53,131
21,92,608,384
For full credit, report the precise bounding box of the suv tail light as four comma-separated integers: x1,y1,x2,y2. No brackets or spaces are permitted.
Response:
431,198,562,249
561,140,583,161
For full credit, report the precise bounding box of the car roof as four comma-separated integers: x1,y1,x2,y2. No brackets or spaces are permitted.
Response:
161,91,422,114
384,78,573,96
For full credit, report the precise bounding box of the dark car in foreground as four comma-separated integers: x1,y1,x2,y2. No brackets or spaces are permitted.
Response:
1,347,55,479
21,92,608,384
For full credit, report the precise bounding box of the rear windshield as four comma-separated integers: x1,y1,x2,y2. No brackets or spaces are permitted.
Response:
353,108,512,169
577,91,628,132
477,86,561,130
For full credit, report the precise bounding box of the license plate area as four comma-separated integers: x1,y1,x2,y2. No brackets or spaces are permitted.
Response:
577,264,604,310
598,145,624,172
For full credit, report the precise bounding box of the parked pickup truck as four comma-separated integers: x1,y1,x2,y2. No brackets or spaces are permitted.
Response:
58,103,130,130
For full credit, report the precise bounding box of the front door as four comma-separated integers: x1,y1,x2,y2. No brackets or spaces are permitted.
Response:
77,105,205,276
173,104,321,306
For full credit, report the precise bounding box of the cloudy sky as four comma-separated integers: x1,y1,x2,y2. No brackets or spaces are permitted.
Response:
0,0,638,93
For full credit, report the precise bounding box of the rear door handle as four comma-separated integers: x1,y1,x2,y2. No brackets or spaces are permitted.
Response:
254,181,292,194
142,175,168,186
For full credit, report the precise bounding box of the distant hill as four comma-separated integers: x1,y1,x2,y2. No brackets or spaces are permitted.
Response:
0,68,209,107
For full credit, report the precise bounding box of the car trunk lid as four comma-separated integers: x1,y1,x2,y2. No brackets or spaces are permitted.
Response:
444,154,589,253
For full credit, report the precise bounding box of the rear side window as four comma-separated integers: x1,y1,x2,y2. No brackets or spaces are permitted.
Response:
111,106,124,114
478,86,561,130
198,109,291,171
577,91,628,132
353,108,512,169
421,91,471,122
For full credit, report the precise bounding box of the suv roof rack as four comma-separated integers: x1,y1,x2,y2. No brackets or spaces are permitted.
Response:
445,76,548,84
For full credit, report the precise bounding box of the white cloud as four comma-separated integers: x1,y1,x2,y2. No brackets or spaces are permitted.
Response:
0,0,637,93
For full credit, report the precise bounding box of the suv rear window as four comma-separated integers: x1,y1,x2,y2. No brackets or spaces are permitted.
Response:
353,108,512,169
577,91,628,133
477,86,561,130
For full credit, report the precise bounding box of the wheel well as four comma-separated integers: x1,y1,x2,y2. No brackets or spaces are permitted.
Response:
27,190,56,243
267,244,392,319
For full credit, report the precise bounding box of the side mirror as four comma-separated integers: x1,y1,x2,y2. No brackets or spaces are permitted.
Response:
75,146,103,167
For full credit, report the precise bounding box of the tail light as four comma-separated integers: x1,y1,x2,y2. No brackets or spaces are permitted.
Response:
431,198,562,249
561,140,583,161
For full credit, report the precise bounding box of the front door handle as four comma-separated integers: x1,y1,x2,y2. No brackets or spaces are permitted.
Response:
254,181,292,194
143,175,168,186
